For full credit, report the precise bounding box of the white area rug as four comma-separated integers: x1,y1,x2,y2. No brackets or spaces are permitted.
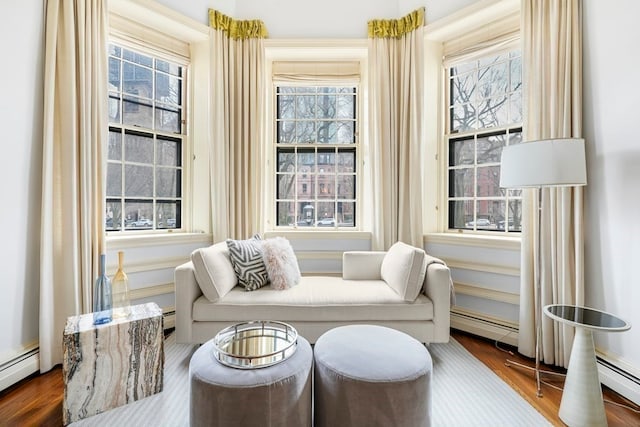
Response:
72,333,550,426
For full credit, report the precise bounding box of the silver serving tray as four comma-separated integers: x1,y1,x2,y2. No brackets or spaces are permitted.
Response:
212,321,298,369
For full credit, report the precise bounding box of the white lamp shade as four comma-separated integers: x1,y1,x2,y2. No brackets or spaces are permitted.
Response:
499,138,587,188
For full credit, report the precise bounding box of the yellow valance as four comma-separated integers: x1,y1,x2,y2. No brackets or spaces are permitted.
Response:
368,8,425,39
208,9,268,40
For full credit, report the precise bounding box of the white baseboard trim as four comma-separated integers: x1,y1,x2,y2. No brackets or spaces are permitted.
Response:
451,308,519,346
0,349,39,392
597,356,640,406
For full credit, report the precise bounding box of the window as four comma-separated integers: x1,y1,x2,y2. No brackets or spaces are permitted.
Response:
275,86,357,228
446,49,523,233
106,43,185,231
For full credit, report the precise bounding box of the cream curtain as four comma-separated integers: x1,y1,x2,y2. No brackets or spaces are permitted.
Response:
40,0,108,372
520,0,583,367
367,8,425,250
209,10,266,241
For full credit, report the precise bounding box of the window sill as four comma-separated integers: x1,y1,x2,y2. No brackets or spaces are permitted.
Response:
106,231,212,249
424,231,521,250
264,230,372,240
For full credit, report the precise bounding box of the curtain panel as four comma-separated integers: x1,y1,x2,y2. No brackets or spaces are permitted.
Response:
367,8,425,250
520,0,583,367
209,10,267,241
40,0,108,372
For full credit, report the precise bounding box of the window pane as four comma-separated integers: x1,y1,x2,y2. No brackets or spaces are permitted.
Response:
123,96,153,129
317,121,337,143
450,71,475,106
277,174,295,199
316,95,336,119
476,166,501,197
156,201,179,229
156,168,180,198
451,104,476,132
508,199,522,231
105,200,122,231
449,200,474,229
155,73,182,106
449,169,474,198
278,95,295,119
297,173,314,197
277,201,296,226
155,104,181,133
337,150,355,172
123,49,153,67
109,44,122,58
122,63,152,97
337,95,355,119
296,95,315,119
296,121,315,143
475,200,503,230
449,137,474,166
318,175,335,199
109,57,121,91
278,149,295,172
108,95,121,123
478,62,509,98
509,91,522,124
316,202,335,224
337,175,355,199
318,87,337,94
338,201,355,227
299,201,315,225
297,150,315,173
155,59,181,77
106,163,122,197
157,137,181,167
124,132,153,164
278,121,295,143
476,95,508,129
124,201,153,229
336,121,354,143
108,130,122,161
510,56,522,91
477,133,506,164
125,164,153,197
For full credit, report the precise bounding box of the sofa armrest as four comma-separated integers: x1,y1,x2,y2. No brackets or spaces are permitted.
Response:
342,251,386,280
175,260,202,343
423,262,452,343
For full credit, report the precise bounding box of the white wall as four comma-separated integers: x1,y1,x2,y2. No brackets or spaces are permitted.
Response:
156,0,478,39
0,1,43,367
583,0,640,372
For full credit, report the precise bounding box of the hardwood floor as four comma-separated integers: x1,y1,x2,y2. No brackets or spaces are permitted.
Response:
453,329,640,426
0,330,638,426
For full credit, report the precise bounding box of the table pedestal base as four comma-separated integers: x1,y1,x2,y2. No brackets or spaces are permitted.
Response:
559,327,607,427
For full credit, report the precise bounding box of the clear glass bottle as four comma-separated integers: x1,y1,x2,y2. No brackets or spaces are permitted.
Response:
93,253,112,325
112,251,131,319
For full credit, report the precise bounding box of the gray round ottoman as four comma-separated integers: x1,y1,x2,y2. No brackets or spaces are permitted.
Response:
189,335,313,427
314,325,432,427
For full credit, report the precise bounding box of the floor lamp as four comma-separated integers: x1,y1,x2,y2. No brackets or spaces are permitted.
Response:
499,138,587,397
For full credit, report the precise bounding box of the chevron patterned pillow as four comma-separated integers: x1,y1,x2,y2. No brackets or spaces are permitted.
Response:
226,235,270,291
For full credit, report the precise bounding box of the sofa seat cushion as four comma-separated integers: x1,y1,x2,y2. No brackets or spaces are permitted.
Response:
192,276,434,323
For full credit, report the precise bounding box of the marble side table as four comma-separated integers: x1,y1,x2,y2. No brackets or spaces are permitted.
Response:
62,302,164,425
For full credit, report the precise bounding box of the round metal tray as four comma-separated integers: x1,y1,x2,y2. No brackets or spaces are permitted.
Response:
212,321,298,369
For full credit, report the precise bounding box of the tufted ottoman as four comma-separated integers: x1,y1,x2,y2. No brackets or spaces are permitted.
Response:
189,335,313,427
314,325,432,427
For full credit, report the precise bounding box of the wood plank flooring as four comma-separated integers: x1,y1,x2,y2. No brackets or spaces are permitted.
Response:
0,329,638,426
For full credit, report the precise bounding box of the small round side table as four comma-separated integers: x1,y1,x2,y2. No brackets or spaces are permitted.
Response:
544,304,630,427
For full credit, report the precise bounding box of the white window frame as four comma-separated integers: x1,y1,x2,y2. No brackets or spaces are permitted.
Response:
106,39,188,234
423,0,522,242
264,40,368,233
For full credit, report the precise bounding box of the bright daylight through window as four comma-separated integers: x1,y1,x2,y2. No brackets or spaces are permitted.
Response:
447,49,523,233
106,44,185,232
275,86,357,228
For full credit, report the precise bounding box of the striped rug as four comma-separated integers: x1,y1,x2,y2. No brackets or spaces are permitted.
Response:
71,333,550,426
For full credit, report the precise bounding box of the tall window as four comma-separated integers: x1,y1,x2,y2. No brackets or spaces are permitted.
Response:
106,44,185,231
275,86,357,228
447,49,523,232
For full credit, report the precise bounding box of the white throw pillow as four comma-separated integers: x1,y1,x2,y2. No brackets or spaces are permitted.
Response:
262,237,301,290
190,242,238,302
380,242,427,302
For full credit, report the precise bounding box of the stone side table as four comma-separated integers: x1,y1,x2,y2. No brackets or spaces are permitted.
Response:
62,302,164,425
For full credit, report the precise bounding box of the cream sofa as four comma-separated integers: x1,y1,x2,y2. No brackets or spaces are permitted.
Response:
175,241,452,345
